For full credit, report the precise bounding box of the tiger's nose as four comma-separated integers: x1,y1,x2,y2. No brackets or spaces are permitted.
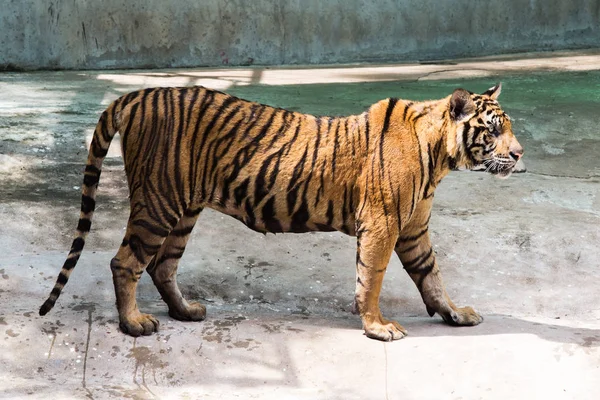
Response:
509,145,524,161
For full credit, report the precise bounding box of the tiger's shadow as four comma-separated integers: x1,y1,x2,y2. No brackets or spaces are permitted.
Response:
398,314,600,348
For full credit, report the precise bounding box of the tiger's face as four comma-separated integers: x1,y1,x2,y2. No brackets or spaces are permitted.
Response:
450,84,524,178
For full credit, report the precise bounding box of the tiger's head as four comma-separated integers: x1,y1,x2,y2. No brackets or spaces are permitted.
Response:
448,83,523,178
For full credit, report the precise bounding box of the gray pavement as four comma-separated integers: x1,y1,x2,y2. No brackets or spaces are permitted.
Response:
1,51,600,399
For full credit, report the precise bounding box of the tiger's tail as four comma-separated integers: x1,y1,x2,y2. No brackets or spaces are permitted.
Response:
39,100,122,316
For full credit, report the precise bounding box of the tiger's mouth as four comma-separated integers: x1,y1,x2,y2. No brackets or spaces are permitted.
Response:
480,156,517,178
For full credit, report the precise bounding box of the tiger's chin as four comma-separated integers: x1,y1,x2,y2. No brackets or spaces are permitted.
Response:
470,161,517,179
492,168,514,179
488,162,517,179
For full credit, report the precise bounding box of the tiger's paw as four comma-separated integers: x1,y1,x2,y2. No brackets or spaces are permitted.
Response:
168,301,206,322
119,313,160,336
362,315,408,341
443,306,483,326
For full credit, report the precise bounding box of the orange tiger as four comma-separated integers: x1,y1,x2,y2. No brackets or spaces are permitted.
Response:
39,83,523,341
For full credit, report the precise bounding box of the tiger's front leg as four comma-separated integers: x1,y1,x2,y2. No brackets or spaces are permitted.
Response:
353,220,408,341
395,199,483,326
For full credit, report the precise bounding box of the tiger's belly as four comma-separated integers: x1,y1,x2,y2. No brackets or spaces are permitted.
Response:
208,203,348,235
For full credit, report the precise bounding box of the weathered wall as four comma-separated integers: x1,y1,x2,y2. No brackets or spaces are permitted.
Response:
1,0,600,70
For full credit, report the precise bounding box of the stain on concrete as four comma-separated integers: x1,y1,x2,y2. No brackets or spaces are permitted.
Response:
261,323,282,333
582,336,599,348
291,305,310,316
514,233,532,250
71,302,97,313
126,344,168,394
6,329,19,337
230,338,261,351
111,345,120,357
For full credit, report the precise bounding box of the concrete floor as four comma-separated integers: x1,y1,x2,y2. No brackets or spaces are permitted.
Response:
1,51,600,399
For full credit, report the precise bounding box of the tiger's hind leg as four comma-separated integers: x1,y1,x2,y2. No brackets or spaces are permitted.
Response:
146,206,206,322
111,193,189,336
111,216,173,337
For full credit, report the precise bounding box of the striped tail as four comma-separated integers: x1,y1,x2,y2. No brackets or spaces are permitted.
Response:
39,102,120,316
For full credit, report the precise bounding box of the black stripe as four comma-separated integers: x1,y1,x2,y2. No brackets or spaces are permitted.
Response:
171,225,195,237
341,186,349,232
397,241,420,254
81,195,96,213
290,200,310,232
346,118,355,157
286,147,308,214
70,237,85,252
132,219,171,238
156,251,185,266
364,115,370,152
83,165,101,187
244,198,257,231
233,178,250,208
310,118,322,170
254,152,279,206
203,103,243,186
64,256,78,270
57,272,69,285
412,112,425,124
462,124,476,163
402,102,413,121
326,200,334,226
423,143,435,197
416,261,435,289
183,207,203,217
188,90,216,189
172,89,187,205
331,119,340,176
403,248,433,272
398,227,428,243
265,110,292,149
99,111,112,143
284,119,301,156
409,175,416,216
127,234,161,263
413,129,425,197
375,99,397,230
120,102,140,158
77,218,92,232
356,253,367,268
210,117,246,204
91,139,108,158
262,197,283,233
219,105,267,191
144,177,180,229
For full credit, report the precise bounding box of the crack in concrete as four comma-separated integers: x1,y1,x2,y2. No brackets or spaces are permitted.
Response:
524,171,600,180
45,332,56,360
82,308,94,400
383,342,389,400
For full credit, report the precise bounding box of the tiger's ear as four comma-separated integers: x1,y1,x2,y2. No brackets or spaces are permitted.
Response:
449,88,475,122
482,83,502,100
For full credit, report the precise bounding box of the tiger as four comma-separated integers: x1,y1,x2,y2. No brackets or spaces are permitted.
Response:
39,82,523,341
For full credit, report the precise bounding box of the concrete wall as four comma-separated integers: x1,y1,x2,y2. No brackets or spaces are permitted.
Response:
2,0,600,70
